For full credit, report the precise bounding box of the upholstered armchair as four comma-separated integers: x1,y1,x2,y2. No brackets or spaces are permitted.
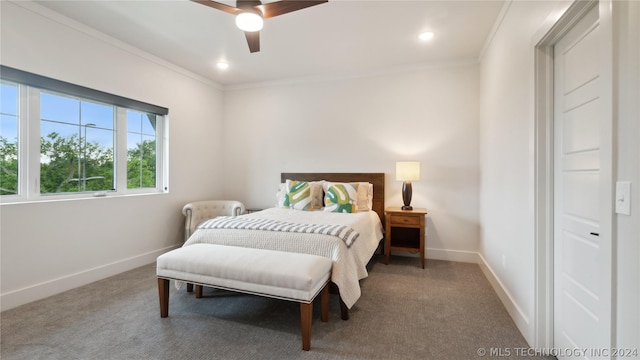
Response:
182,200,246,241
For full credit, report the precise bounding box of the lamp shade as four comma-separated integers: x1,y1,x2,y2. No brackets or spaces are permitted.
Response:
396,161,421,181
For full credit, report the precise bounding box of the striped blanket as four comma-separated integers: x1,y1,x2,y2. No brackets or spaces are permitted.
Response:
198,216,360,248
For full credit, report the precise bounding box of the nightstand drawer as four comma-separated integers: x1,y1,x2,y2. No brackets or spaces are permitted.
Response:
390,215,420,226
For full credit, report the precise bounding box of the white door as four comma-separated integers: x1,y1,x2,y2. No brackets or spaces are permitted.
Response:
553,3,611,357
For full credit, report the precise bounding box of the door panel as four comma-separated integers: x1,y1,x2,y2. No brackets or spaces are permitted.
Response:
553,4,611,357
562,230,600,297
562,291,599,346
562,99,601,152
563,77,599,111
562,26,600,92
562,149,599,171
562,172,599,220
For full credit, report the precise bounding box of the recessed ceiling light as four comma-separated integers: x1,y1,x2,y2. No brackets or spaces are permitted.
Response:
216,61,229,70
419,32,435,41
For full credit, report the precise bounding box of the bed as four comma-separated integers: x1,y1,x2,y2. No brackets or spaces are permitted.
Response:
183,172,385,318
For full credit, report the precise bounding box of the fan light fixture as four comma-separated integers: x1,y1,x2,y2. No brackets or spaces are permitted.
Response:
236,12,264,32
192,0,328,53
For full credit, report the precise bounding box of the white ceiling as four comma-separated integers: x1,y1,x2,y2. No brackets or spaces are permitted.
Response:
34,0,504,86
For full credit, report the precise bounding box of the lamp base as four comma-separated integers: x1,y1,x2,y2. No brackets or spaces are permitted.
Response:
401,181,413,211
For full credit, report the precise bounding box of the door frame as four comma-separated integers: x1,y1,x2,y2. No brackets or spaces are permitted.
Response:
533,0,614,349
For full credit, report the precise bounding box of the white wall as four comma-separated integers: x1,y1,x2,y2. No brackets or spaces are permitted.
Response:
221,63,480,262
614,0,640,352
479,0,640,351
478,1,570,341
0,2,225,310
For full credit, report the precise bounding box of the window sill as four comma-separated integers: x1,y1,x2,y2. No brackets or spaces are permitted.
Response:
0,190,168,206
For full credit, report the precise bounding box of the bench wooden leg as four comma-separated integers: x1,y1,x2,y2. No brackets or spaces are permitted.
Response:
186,283,194,292
300,302,313,351
195,285,203,298
321,284,329,322
158,278,169,318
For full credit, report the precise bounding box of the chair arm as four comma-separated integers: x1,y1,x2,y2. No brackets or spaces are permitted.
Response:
182,200,246,241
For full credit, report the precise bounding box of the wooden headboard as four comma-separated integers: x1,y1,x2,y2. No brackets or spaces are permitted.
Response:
280,173,385,225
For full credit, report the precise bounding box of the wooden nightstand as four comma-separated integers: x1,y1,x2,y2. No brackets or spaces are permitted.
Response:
384,207,428,269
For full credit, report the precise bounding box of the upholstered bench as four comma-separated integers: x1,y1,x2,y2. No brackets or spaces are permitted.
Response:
156,243,332,351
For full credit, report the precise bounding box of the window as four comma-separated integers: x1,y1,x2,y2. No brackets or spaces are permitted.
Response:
127,110,157,189
0,81,19,195
0,66,168,202
40,91,115,194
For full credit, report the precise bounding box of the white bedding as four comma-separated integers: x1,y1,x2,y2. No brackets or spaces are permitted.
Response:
183,208,384,308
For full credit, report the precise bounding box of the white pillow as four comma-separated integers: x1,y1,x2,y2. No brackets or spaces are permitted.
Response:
356,182,373,211
309,181,324,210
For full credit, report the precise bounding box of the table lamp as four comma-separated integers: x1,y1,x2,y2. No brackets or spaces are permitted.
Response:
396,161,420,210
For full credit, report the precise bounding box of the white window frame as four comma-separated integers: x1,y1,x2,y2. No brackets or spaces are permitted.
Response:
0,70,169,204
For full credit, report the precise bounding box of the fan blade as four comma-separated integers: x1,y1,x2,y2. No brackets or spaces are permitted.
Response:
244,31,260,53
256,1,328,19
237,0,262,10
191,0,241,15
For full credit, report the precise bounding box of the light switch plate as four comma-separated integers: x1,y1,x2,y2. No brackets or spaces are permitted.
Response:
615,181,631,215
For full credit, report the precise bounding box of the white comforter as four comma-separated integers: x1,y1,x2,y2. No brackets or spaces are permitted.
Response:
183,208,384,308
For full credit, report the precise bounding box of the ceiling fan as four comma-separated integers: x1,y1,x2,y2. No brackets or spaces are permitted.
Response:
192,0,328,53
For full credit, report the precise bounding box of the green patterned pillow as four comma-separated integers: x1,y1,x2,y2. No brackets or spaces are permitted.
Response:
286,180,312,211
323,182,359,213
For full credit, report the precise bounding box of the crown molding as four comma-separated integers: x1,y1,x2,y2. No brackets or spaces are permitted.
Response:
224,58,479,91
478,0,513,62
9,0,224,91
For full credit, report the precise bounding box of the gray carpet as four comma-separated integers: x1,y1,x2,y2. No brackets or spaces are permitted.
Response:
1,255,552,359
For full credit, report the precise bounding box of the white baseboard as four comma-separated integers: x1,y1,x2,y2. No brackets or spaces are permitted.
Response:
477,253,531,343
0,245,179,312
426,247,481,263
392,247,480,263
